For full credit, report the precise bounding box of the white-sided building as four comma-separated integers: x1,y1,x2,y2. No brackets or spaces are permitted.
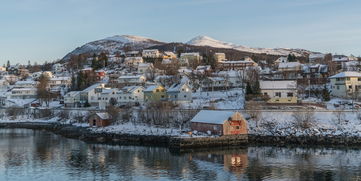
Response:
142,49,161,58
260,80,298,104
329,71,361,98
117,75,146,86
124,57,144,68
9,88,37,99
64,91,81,107
167,83,192,103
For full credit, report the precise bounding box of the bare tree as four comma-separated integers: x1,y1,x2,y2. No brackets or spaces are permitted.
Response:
37,75,52,107
246,101,262,128
292,110,315,129
333,109,345,126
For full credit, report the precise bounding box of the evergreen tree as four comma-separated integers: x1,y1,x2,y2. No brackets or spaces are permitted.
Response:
322,86,330,101
287,54,296,62
6,60,10,70
252,80,261,95
246,82,253,95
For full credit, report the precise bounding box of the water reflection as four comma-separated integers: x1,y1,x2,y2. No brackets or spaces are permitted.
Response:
1,129,361,180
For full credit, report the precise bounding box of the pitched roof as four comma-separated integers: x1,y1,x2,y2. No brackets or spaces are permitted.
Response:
278,62,301,68
96,112,111,120
260,80,297,90
190,110,236,124
329,71,361,79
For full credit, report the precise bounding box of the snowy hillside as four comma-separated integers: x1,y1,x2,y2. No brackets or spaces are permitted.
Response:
62,35,165,60
187,35,312,57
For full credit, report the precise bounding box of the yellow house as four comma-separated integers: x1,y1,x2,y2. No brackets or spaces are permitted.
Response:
329,71,361,98
144,85,167,102
260,80,298,103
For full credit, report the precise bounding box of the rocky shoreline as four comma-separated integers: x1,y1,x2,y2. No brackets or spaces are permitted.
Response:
2,122,361,149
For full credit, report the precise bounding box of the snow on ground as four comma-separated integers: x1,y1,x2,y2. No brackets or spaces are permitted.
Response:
249,110,361,137
181,88,245,109
0,116,60,123
90,122,183,136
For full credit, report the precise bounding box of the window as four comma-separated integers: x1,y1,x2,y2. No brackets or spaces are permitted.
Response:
347,77,350,81
235,126,240,129
156,89,159,92
337,86,339,90
264,92,268,96
358,78,361,81
287,92,293,97
349,85,352,89
275,92,281,97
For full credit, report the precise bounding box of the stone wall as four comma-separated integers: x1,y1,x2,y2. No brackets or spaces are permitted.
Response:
169,135,248,149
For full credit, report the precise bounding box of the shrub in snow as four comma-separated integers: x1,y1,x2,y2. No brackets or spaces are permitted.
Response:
292,110,315,130
333,110,345,126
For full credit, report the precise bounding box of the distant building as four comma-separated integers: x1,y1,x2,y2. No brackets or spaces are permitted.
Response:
144,85,167,102
167,83,192,103
260,80,298,104
88,112,112,127
217,58,258,71
214,53,226,62
190,110,248,136
142,49,161,58
329,71,361,98
124,57,144,68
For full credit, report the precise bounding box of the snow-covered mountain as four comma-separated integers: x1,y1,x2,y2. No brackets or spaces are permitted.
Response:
187,35,312,57
62,35,165,60
63,34,314,60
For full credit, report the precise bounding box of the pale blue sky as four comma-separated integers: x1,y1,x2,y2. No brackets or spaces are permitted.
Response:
1,0,361,65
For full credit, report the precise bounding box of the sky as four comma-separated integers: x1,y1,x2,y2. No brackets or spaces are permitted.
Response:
0,0,361,65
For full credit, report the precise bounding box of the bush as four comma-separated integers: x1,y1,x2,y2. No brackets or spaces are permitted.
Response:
292,110,314,129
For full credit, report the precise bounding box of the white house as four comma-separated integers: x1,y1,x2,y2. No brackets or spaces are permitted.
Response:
124,57,144,68
142,49,161,58
52,63,66,73
13,80,38,89
167,83,192,103
9,88,37,99
118,86,144,104
260,80,298,104
137,63,153,74
118,75,146,86
329,71,361,98
80,83,106,107
201,77,230,91
64,91,81,107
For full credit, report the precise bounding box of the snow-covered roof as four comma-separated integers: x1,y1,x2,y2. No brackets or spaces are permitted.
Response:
167,83,188,92
329,71,361,79
82,83,103,92
144,85,163,92
118,75,145,79
180,52,200,57
15,80,37,85
96,112,111,120
332,55,349,62
50,77,71,81
121,86,143,93
64,91,80,97
190,110,235,124
278,62,301,69
260,80,297,90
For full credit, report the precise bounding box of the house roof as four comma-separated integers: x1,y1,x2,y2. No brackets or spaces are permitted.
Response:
144,85,162,92
278,62,301,69
167,83,188,92
329,71,361,79
82,83,103,92
260,80,297,90
96,112,111,120
190,110,236,124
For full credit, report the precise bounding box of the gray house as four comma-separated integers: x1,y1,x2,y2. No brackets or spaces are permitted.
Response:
167,83,192,103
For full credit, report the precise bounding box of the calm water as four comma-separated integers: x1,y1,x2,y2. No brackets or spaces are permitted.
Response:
1,129,361,181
